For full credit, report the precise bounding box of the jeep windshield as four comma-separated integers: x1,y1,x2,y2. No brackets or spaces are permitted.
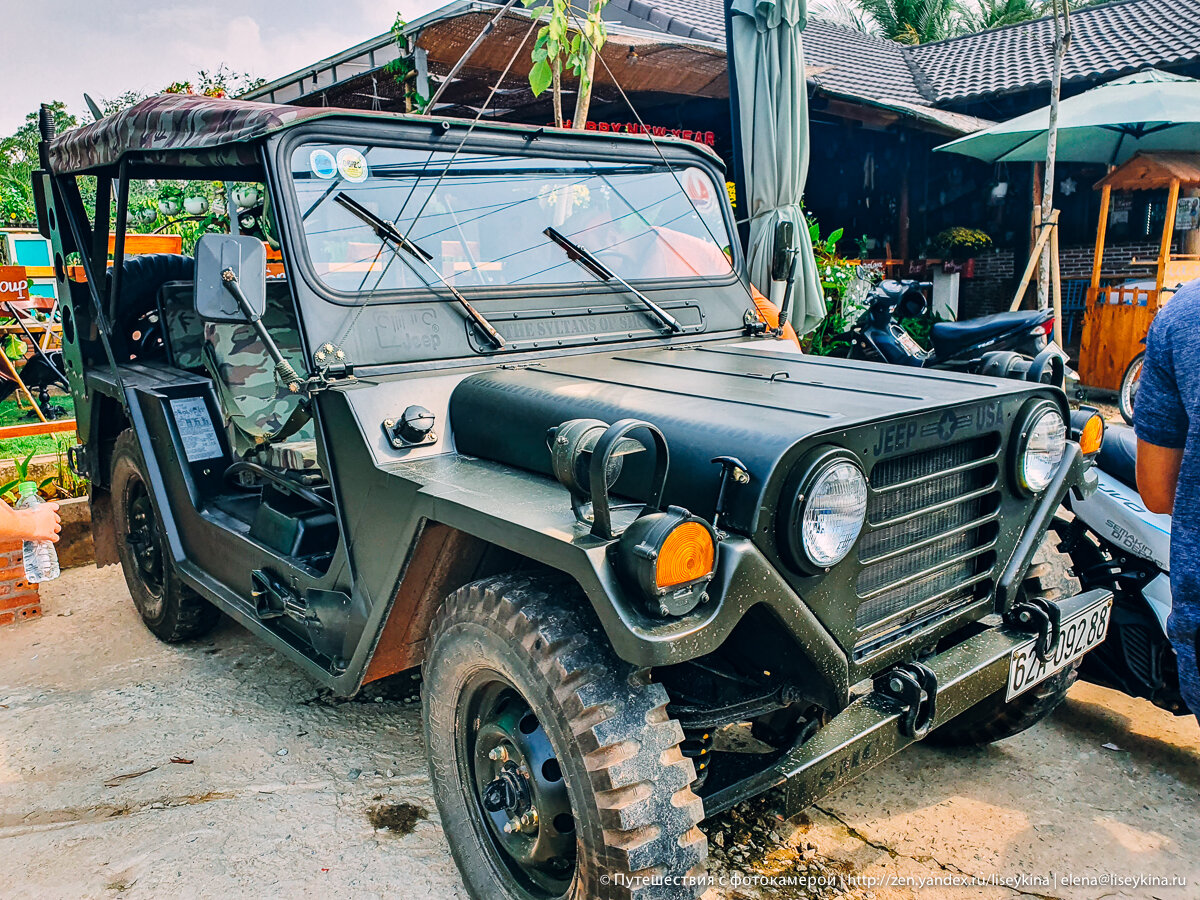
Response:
287,141,737,298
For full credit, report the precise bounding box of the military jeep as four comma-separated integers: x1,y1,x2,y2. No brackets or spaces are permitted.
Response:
34,94,1111,899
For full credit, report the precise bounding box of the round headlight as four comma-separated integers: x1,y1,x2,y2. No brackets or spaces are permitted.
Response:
800,460,868,567
1019,407,1067,492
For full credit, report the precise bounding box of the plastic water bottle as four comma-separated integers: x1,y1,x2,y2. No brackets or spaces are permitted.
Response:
16,482,59,583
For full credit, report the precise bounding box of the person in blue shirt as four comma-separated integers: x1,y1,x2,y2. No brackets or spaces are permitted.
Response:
1135,278,1200,724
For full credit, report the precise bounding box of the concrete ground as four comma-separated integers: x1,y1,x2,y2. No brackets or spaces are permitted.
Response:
1,563,1196,900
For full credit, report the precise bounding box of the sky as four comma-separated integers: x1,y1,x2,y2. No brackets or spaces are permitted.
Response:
0,0,446,134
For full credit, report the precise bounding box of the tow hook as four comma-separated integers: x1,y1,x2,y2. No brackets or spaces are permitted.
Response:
878,662,938,738
1007,596,1062,663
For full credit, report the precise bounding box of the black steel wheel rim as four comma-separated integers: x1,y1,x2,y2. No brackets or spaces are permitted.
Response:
124,475,165,610
458,672,577,898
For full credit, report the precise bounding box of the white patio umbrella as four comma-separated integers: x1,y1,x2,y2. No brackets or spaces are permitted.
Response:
729,0,825,335
937,69,1200,165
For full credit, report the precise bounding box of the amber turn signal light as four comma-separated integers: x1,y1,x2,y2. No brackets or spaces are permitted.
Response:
1079,413,1104,455
656,520,716,589
1069,406,1106,457
615,507,719,618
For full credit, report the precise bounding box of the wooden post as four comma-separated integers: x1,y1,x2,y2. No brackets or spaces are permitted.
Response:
0,352,48,424
1156,177,1180,301
1011,209,1058,311
1185,186,1200,258
1090,182,1111,305
897,137,911,262
1050,220,1063,346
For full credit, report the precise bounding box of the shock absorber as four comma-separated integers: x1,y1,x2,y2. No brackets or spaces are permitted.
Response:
680,729,714,788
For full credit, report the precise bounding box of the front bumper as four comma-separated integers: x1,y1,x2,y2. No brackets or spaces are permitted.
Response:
703,587,1112,818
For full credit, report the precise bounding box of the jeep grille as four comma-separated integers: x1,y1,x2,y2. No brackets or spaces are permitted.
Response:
853,434,1001,658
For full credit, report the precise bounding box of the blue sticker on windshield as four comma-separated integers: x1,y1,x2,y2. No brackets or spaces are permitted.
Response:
309,148,337,179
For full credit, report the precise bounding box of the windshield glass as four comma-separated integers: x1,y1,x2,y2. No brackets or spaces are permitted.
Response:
288,142,736,299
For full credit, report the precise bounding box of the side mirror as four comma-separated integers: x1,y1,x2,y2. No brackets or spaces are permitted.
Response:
771,220,797,282
194,234,266,322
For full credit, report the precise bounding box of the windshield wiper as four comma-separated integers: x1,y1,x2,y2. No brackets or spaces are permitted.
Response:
543,227,683,333
334,192,505,349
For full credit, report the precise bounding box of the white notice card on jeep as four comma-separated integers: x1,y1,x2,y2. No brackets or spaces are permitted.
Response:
170,397,223,461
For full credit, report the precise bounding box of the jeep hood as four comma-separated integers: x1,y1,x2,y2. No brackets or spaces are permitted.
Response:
448,340,1050,533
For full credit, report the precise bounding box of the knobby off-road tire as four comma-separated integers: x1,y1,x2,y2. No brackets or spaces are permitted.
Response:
930,565,1077,746
422,574,707,900
110,430,220,642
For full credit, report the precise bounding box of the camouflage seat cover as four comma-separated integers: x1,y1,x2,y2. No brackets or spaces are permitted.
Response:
201,283,318,472
159,282,205,370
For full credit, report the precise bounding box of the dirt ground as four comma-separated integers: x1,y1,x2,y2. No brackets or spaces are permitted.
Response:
1,562,1196,900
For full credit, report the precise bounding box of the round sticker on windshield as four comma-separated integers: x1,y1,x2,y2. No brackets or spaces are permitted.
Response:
336,147,369,183
682,167,715,212
309,148,337,179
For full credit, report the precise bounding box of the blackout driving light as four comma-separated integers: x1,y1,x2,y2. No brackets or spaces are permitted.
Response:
1016,404,1067,492
784,453,868,570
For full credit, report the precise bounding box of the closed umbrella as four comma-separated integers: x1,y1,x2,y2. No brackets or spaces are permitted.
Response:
730,0,824,335
936,69,1200,165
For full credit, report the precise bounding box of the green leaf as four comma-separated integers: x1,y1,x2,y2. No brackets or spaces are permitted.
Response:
529,59,554,97
828,227,844,244
0,480,17,497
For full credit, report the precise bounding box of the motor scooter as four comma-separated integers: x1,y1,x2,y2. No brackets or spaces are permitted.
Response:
835,277,1077,387
1054,420,1191,716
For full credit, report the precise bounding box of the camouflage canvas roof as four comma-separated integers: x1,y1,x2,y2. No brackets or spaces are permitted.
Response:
46,94,382,175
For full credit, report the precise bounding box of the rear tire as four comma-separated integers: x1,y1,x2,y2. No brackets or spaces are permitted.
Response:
930,567,1076,746
110,430,219,642
1119,351,1143,425
422,573,707,899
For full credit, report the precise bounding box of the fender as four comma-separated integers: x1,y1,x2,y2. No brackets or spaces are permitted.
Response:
316,388,850,706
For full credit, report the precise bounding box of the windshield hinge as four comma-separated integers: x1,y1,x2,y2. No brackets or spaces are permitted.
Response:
307,342,356,391
743,309,769,336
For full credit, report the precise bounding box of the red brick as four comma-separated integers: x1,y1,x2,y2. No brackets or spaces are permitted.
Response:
0,590,40,611
0,612,14,626
17,605,41,621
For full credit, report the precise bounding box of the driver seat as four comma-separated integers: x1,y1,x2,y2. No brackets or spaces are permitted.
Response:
201,284,320,474
930,310,1048,359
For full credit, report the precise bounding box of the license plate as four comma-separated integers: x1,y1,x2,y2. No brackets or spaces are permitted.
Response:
1005,597,1113,700
896,329,924,356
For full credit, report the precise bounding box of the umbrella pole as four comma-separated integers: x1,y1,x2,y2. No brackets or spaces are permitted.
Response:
1050,220,1063,346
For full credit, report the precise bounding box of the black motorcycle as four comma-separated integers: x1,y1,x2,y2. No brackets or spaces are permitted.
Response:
834,277,1073,386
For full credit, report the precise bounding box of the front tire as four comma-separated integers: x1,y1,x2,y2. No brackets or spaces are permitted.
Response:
930,566,1076,746
111,430,220,642
422,574,706,899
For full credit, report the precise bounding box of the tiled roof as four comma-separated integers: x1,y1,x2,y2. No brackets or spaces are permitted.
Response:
908,0,1200,103
803,20,929,106
607,0,1200,108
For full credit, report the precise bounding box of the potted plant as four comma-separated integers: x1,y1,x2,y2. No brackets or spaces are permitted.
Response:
158,183,184,218
0,443,94,569
233,186,260,209
183,195,209,216
932,227,993,278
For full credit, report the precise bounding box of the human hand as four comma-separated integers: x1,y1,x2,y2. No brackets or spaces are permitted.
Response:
21,502,61,543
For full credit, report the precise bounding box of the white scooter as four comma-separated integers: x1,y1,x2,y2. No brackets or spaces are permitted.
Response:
1054,421,1190,715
